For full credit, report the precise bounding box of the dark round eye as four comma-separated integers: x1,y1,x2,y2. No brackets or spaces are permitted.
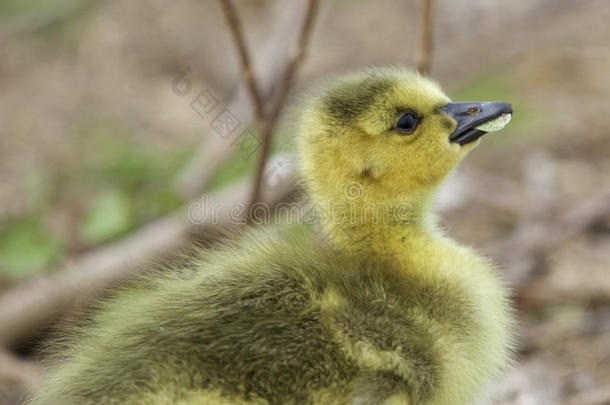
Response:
395,112,419,134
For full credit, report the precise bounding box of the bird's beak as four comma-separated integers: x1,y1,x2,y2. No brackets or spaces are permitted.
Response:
441,101,513,145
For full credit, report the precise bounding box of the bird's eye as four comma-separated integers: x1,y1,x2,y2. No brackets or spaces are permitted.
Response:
395,112,419,134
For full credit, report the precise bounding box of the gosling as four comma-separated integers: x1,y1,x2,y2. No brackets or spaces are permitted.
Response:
29,67,514,405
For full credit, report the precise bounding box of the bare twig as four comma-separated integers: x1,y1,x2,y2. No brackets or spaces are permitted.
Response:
416,0,434,75
0,160,296,347
247,0,319,212
265,0,320,134
218,0,318,217
217,0,265,122
176,0,308,199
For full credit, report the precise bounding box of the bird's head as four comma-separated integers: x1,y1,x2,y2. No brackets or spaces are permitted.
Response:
298,67,512,234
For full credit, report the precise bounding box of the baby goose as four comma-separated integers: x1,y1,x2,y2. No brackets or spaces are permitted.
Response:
29,67,513,405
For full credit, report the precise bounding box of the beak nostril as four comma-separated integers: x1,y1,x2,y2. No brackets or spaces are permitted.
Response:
466,107,480,115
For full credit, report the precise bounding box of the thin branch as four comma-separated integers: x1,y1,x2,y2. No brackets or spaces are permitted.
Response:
0,161,296,347
416,0,434,75
247,0,319,212
175,0,310,199
217,0,266,122
267,0,319,127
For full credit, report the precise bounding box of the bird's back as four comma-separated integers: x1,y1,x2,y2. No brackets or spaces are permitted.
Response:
29,227,505,405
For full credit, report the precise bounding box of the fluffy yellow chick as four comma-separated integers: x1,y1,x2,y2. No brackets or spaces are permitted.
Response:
28,67,514,405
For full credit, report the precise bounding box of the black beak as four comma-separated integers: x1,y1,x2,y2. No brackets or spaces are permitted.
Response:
441,101,513,145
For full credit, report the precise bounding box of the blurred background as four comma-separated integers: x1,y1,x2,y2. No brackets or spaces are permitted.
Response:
0,0,609,404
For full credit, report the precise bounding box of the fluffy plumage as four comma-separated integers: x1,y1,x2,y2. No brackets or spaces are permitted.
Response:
28,67,513,405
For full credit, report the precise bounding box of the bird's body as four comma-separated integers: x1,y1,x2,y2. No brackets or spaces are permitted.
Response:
29,67,514,405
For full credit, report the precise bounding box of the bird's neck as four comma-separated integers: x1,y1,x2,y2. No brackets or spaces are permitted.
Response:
319,192,443,264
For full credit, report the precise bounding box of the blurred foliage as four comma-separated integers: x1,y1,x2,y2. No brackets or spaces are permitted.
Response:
80,189,133,246
0,119,194,281
0,0,98,24
0,0,78,19
75,119,189,226
0,110,295,281
0,217,63,280
0,0,98,47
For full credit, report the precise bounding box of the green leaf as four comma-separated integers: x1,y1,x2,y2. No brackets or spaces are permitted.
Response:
80,189,133,246
0,218,63,280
